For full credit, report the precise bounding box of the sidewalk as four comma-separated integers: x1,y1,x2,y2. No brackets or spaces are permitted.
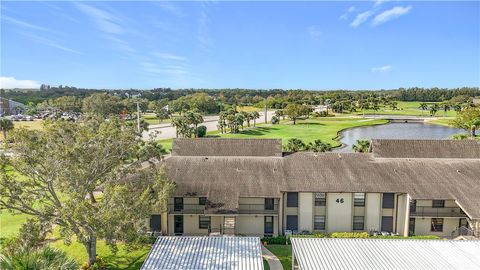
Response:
261,245,283,270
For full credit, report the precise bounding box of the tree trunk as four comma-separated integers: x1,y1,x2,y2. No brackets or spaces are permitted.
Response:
2,130,6,140
253,120,256,127
85,236,97,266
471,126,476,138
293,118,296,125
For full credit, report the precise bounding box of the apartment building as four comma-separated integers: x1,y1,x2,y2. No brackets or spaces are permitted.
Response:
149,139,480,238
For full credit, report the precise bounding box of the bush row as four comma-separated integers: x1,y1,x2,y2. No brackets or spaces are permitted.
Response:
261,232,440,244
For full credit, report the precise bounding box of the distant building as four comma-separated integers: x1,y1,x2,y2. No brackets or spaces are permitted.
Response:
149,139,480,239
473,97,480,105
0,97,26,116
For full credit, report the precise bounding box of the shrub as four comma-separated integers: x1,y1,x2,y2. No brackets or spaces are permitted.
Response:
271,115,279,124
329,232,369,238
371,235,440,239
261,236,287,245
81,256,107,270
196,125,207,137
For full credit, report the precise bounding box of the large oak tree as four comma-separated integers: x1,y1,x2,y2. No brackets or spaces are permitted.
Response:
0,117,174,266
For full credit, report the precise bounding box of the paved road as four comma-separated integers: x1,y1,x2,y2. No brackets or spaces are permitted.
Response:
143,110,275,140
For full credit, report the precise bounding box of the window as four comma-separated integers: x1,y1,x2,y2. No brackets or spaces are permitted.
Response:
199,216,210,229
354,193,365,207
381,216,393,232
314,193,326,206
382,193,394,209
410,199,417,212
265,198,275,210
199,197,207,206
174,197,183,211
314,216,326,230
432,200,445,208
408,218,415,236
287,192,298,207
353,216,364,230
431,218,443,232
286,215,298,231
149,215,161,232
264,216,274,235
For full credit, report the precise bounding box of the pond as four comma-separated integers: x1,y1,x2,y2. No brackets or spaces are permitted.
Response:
335,122,465,152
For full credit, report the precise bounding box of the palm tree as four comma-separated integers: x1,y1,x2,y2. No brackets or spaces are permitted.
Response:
0,246,78,270
441,103,450,117
352,139,370,153
284,138,306,152
240,111,251,127
468,119,480,138
419,103,428,116
184,111,203,137
308,139,332,153
429,104,439,117
0,118,14,140
358,100,369,118
250,111,260,126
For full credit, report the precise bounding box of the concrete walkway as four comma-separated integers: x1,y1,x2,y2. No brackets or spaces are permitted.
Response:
262,245,283,270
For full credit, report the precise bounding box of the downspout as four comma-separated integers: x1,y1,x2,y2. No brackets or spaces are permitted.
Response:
394,193,400,233
282,192,285,235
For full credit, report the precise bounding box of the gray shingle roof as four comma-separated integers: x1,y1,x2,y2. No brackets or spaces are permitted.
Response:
371,139,480,159
165,139,480,218
171,138,283,157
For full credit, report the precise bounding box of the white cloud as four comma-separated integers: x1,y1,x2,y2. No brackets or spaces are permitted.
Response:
0,76,40,89
153,52,187,61
140,62,188,75
350,11,373,28
156,1,185,17
20,32,82,54
340,6,356,20
307,26,321,40
75,3,124,34
373,0,389,7
371,65,392,73
372,6,412,26
2,15,52,32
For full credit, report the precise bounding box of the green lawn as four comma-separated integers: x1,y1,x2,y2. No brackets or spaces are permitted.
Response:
0,210,150,269
159,117,388,151
266,245,291,270
346,101,457,117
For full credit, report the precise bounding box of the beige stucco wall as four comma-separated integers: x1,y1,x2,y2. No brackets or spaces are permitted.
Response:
236,215,264,236
414,217,459,237
365,193,381,232
327,193,352,233
299,193,313,232
396,194,409,236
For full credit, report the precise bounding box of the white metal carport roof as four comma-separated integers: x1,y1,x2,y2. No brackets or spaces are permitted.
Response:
141,236,263,270
291,238,480,270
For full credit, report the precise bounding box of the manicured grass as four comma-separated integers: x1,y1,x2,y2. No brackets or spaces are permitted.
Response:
0,211,29,238
347,101,457,117
158,117,388,151
237,106,261,112
219,118,388,148
143,114,171,125
263,259,271,270
265,245,291,270
0,211,150,269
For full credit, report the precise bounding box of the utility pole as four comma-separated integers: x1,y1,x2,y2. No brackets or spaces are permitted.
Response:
136,101,141,133
264,104,267,124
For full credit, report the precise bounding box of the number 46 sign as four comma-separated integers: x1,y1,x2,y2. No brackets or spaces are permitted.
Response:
336,198,344,204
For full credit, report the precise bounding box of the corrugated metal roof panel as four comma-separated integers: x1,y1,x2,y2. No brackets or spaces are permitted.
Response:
141,236,264,270
291,238,480,270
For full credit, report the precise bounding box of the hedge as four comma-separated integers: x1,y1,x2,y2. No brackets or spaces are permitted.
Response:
261,233,440,245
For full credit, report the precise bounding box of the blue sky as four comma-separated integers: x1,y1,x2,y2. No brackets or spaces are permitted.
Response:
1,1,479,89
